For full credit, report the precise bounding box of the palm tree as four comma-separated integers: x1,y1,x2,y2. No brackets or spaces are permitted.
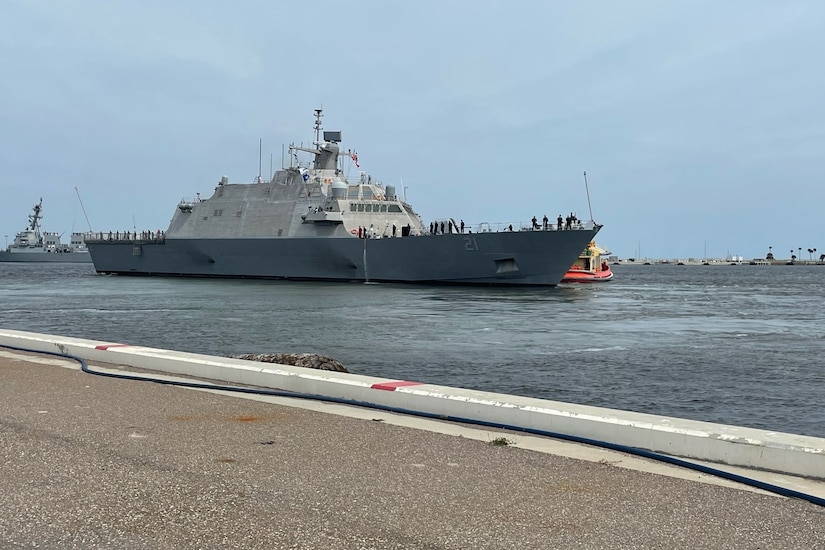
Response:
808,248,814,260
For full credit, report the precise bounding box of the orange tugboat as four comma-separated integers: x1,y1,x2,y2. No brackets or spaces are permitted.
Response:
561,241,613,282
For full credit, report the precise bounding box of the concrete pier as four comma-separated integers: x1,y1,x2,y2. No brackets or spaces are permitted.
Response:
2,330,825,548
1,329,823,480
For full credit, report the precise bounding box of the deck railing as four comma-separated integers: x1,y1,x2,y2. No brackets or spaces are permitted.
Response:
84,231,166,244
427,219,596,235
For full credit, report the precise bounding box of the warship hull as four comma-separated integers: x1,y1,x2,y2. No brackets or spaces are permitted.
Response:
86,109,604,286
88,228,599,285
0,251,92,263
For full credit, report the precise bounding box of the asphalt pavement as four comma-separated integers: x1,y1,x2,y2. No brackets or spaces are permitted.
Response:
2,349,824,549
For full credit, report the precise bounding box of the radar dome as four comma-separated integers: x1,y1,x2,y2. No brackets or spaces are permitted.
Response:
330,180,347,199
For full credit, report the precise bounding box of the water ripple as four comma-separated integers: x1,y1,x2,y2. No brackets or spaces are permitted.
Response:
1,262,824,437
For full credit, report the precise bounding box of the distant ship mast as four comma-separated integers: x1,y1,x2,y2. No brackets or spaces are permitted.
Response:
28,198,43,234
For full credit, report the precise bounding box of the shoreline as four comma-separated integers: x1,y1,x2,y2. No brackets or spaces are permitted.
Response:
611,259,825,266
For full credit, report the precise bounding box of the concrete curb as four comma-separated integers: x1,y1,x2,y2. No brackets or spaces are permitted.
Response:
1,328,823,480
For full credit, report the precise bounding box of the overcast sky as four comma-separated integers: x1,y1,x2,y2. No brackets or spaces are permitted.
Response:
2,0,823,260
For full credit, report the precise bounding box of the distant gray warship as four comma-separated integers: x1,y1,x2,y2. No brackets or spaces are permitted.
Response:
86,110,601,285
0,199,91,263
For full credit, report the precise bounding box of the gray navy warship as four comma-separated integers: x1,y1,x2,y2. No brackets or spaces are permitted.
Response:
86,110,601,285
0,199,91,263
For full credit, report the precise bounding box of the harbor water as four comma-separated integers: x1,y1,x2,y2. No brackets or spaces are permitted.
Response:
1,262,823,438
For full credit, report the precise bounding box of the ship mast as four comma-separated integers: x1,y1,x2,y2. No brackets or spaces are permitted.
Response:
290,108,340,172
29,198,43,233
258,138,263,183
583,171,594,222
313,108,323,143
74,187,93,232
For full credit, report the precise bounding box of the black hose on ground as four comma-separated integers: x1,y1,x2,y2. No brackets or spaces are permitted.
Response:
3,342,824,508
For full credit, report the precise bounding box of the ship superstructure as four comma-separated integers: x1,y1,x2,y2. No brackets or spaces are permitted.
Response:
0,199,91,263
168,110,424,242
